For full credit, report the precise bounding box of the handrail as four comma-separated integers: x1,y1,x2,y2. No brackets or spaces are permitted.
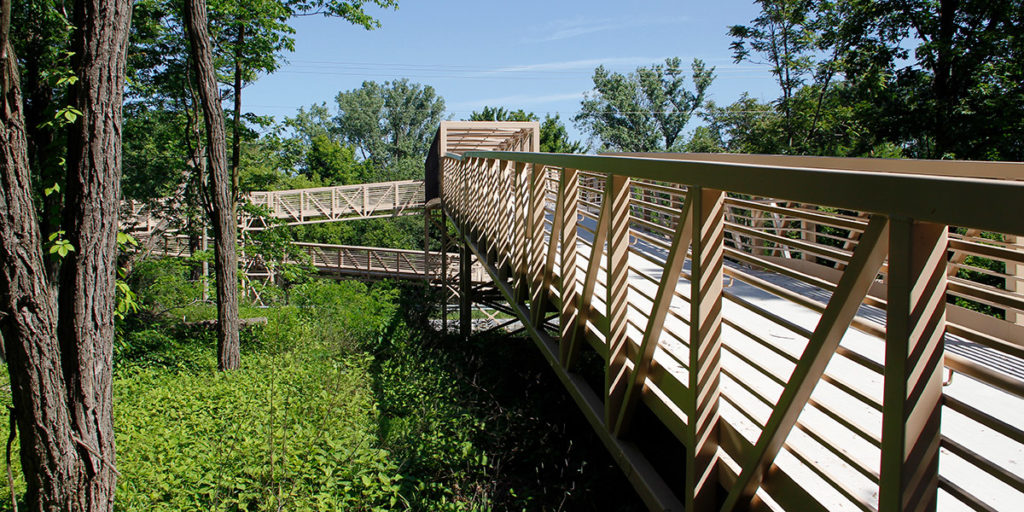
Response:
460,150,1024,236
441,135,1024,511
290,241,432,255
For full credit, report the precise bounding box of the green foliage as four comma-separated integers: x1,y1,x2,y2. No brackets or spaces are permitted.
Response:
304,134,361,185
113,342,401,510
334,79,445,176
45,230,74,258
575,58,715,152
468,107,584,153
3,275,644,511
540,114,584,153
726,0,1024,160
129,258,203,315
468,106,537,122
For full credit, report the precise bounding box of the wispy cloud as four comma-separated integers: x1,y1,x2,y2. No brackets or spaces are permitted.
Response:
447,92,586,112
531,15,688,43
489,56,668,74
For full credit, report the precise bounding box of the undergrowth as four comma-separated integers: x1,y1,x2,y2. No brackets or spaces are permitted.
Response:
1,259,640,510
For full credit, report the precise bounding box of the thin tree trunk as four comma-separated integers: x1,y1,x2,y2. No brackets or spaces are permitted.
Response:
57,0,133,508
231,23,244,199
184,0,241,371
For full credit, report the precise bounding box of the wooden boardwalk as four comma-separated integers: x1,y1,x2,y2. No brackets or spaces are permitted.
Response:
145,235,486,284
435,121,1024,511
123,179,426,235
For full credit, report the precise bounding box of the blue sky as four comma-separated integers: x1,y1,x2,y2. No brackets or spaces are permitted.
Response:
244,0,779,146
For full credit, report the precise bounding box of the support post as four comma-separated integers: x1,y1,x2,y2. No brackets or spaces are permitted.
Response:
441,209,449,333
880,219,947,512
605,175,631,427
460,242,473,340
528,162,548,320
686,187,725,511
559,168,580,366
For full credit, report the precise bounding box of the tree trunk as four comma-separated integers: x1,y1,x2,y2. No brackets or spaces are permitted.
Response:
1,28,79,511
932,0,960,157
231,22,244,200
184,0,241,371
57,0,133,508
1,0,129,508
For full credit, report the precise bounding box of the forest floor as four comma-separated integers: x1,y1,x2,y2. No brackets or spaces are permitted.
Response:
0,278,642,511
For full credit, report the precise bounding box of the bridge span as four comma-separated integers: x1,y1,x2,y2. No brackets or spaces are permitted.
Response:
124,179,426,235
146,235,487,284
433,121,1024,511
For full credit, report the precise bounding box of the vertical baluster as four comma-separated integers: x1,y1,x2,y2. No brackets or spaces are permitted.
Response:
686,187,725,510
1009,235,1023,325
559,168,580,367
880,218,946,512
529,162,549,323
604,174,631,427
513,162,529,301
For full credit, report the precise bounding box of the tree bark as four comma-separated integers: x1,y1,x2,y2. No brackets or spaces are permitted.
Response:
231,22,244,200
57,0,133,508
2,0,129,508
184,0,241,371
1,28,78,512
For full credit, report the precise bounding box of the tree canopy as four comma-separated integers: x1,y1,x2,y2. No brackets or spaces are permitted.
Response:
575,57,715,152
468,107,584,153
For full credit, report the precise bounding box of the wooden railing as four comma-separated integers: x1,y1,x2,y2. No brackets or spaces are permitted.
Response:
144,235,486,283
245,180,425,228
288,242,486,282
441,148,1024,511
123,180,426,234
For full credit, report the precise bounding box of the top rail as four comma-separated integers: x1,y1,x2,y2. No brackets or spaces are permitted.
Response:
459,151,1024,236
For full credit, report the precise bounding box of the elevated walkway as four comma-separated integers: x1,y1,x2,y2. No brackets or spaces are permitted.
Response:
434,121,1024,511
123,179,426,235
145,235,486,284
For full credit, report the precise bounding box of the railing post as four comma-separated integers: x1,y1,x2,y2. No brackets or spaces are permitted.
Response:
528,162,548,319
513,162,529,302
363,183,369,218
460,242,473,340
686,186,725,510
880,218,946,512
559,168,579,366
1009,235,1023,325
605,174,631,427
802,204,817,262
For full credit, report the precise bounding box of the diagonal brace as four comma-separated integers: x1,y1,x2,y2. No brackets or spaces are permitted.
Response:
722,214,891,510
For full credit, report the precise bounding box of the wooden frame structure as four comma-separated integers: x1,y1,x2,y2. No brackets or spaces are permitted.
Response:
125,180,426,234
146,235,486,283
439,122,1024,511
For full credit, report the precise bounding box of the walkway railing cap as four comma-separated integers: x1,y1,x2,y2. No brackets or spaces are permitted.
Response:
456,151,1024,236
